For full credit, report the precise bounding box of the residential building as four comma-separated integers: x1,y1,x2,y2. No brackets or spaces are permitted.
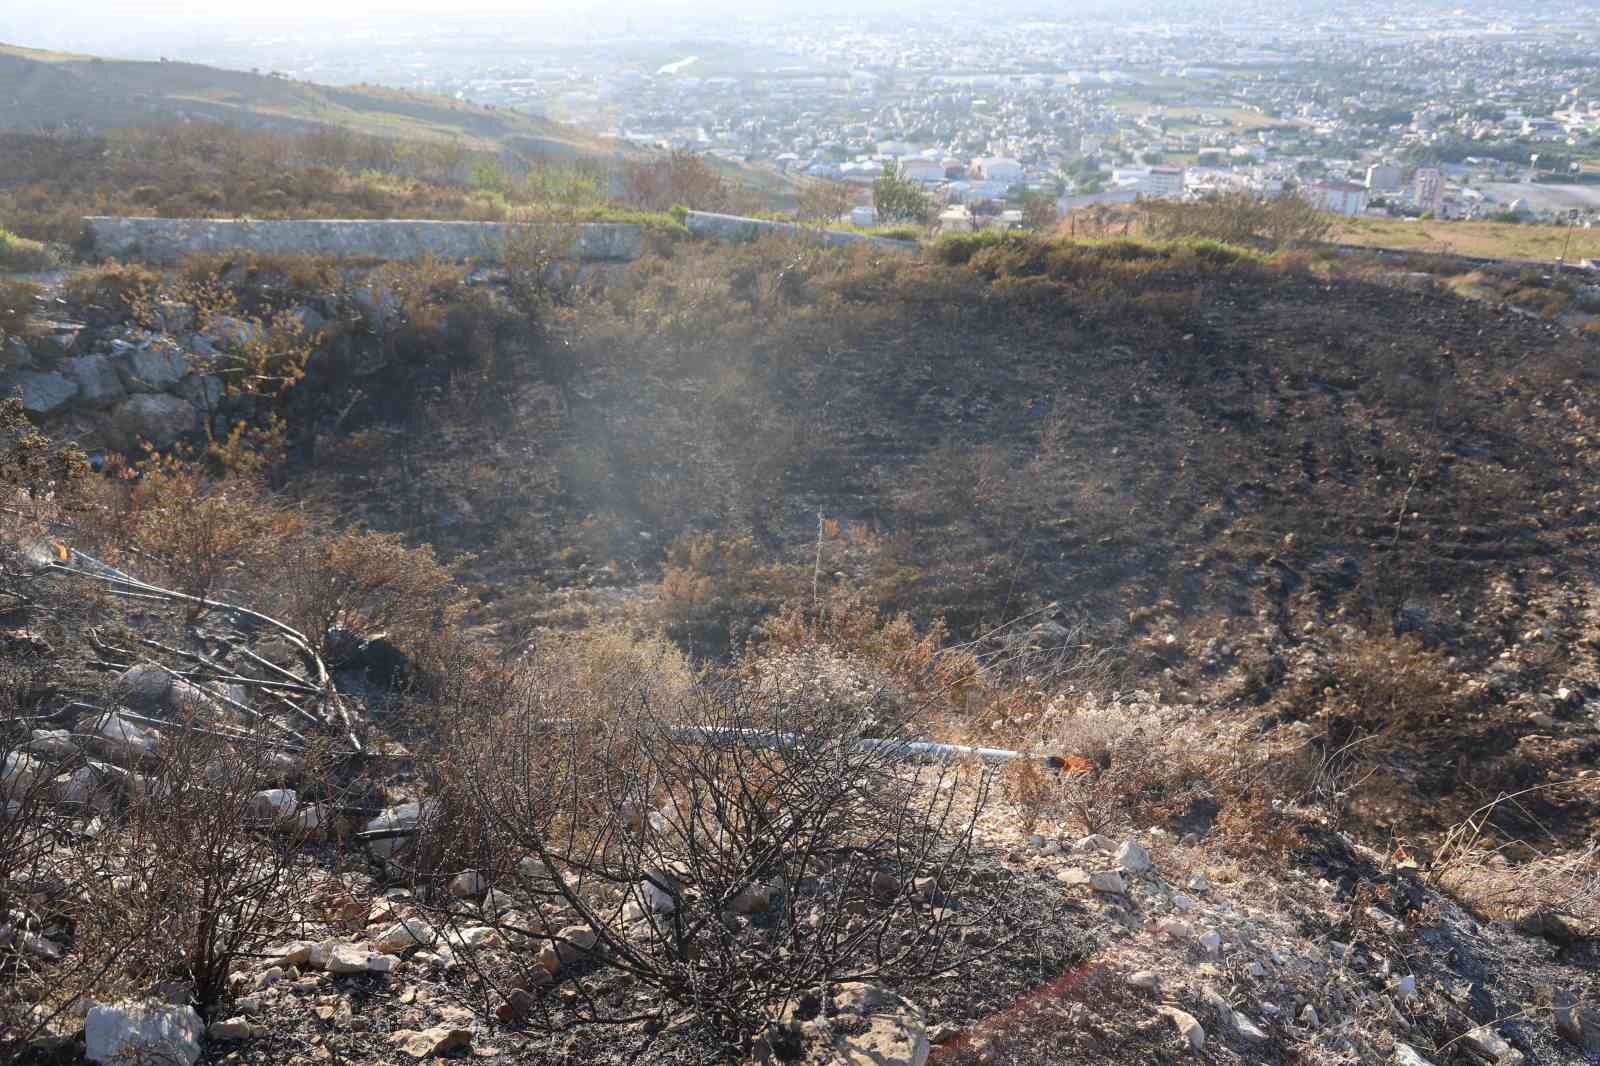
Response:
899,158,946,184
1365,163,1402,192
1304,180,1370,216
972,156,1024,183
1413,167,1444,214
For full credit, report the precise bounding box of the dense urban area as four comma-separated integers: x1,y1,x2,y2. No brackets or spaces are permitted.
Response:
14,0,1600,230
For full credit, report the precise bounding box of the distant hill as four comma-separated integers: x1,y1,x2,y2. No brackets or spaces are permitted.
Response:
0,42,619,160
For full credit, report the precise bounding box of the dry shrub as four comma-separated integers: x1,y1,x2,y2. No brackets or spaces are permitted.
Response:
418,652,1037,1053
1290,632,1466,740
0,280,43,345
0,398,88,500
1006,690,1212,837
620,149,732,212
650,533,807,656
1425,786,1600,924
67,715,322,1014
277,528,464,657
61,263,160,327
1139,188,1333,248
756,593,979,727
110,459,307,610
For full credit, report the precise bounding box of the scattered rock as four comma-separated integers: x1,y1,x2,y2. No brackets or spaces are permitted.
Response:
449,870,486,898
85,1000,203,1066
453,927,501,949
1394,1045,1436,1066
1090,870,1126,894
1128,970,1160,993
728,883,769,915
540,925,599,973
394,1026,472,1059
1056,867,1090,887
200,316,262,351
1115,840,1152,874
1157,1006,1205,1052
1199,930,1222,956
480,888,514,917
1460,1026,1523,1064
1075,834,1114,853
269,940,318,967
496,988,536,1024
310,940,370,975
827,983,930,1066
248,788,299,821
372,919,438,954
364,801,431,859
207,1017,253,1041
25,728,76,758
76,710,159,762
1157,918,1192,940
175,373,223,409
368,953,402,974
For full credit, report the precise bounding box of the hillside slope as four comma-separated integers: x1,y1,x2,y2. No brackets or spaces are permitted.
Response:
0,42,616,158
9,229,1600,1065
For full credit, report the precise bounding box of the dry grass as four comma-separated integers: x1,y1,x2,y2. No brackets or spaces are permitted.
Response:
1333,216,1600,262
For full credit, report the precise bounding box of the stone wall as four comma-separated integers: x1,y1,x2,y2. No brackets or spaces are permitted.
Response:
84,213,920,265
84,217,645,265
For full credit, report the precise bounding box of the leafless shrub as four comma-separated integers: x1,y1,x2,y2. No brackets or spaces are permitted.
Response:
69,713,321,1013
413,647,1036,1054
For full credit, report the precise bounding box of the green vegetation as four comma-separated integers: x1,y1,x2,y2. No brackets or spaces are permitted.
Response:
0,226,52,272
930,230,1262,274
872,162,932,224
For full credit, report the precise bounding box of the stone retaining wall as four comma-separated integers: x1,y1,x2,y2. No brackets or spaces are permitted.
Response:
84,217,645,265
84,213,921,265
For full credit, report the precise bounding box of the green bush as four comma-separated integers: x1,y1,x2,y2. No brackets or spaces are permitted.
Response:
0,228,53,273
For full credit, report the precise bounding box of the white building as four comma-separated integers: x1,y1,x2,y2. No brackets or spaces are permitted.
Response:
1146,165,1184,198
1110,165,1184,199
898,158,946,184
1304,181,1370,217
972,156,1024,183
